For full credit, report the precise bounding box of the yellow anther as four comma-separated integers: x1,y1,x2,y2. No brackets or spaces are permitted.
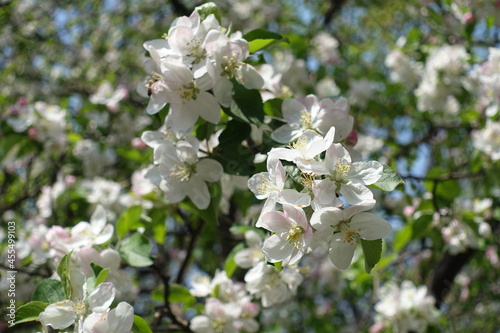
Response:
300,109,313,129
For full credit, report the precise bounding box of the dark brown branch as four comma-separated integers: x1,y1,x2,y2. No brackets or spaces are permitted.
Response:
175,218,204,284
324,0,348,25
170,0,190,16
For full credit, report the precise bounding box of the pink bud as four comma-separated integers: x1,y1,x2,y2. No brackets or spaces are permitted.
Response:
64,175,77,187
463,12,474,24
28,127,38,139
345,130,358,145
131,137,147,149
8,107,19,116
369,322,384,333
18,97,28,107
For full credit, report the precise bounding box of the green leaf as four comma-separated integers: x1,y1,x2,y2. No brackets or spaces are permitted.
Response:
412,214,433,239
14,301,49,325
360,239,382,274
91,263,104,277
263,98,283,118
31,279,66,304
231,80,264,125
57,251,73,299
118,232,154,267
394,224,412,250
116,205,143,239
95,268,110,286
132,315,153,333
273,261,283,271
199,181,222,225
243,29,285,53
168,284,196,306
218,119,251,147
224,243,245,278
371,164,404,191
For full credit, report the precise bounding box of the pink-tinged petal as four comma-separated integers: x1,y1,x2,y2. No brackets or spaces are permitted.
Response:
205,298,226,318
90,205,107,235
273,159,286,190
328,233,357,270
262,234,294,263
260,211,293,233
160,178,187,203
185,176,211,210
195,92,221,124
342,200,376,218
339,182,374,205
239,64,265,89
302,128,334,159
255,196,278,228
310,207,343,230
88,282,116,312
195,72,215,91
347,161,384,185
282,98,304,125
164,62,193,86
349,213,392,240
168,26,195,54
39,301,76,329
143,166,162,186
301,94,319,113
278,189,311,207
282,204,308,229
197,158,223,182
154,141,180,166
213,78,233,107
312,179,339,208
271,124,302,144
324,143,351,169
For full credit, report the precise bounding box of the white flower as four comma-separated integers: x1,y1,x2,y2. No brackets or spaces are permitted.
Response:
310,200,392,269
83,302,134,333
190,298,239,333
162,62,220,133
144,139,223,210
260,204,313,265
247,156,310,227
271,95,353,144
234,230,265,269
244,262,303,307
374,280,440,333
70,205,114,248
298,143,383,205
472,120,500,160
268,127,335,164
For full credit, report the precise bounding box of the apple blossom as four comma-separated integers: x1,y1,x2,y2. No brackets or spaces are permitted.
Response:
310,200,392,269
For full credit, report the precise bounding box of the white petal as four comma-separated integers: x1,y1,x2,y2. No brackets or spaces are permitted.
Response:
197,159,223,182
282,204,308,229
195,92,221,124
347,161,384,185
271,125,302,144
328,233,356,270
141,130,166,149
339,182,374,205
39,302,76,329
166,105,198,133
101,302,134,333
213,78,233,107
278,189,311,207
94,224,114,245
146,95,167,115
349,213,392,240
282,98,305,125
239,64,265,89
186,176,211,209
262,235,293,263
88,282,116,312
190,316,214,333
255,196,277,228
90,205,107,235
247,172,271,199
310,207,343,229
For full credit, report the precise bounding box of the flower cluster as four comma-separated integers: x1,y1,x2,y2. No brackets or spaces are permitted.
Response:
140,9,263,133
248,95,393,270
372,280,441,333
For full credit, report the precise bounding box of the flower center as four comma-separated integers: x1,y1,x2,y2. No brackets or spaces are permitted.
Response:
284,225,305,249
257,176,275,195
221,53,242,77
71,298,86,316
289,136,308,152
177,81,200,103
186,37,206,63
170,163,197,182
331,158,351,182
212,318,226,333
337,220,360,245
300,109,313,129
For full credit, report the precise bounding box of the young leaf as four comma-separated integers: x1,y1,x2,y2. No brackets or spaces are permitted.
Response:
57,251,73,299
224,243,245,278
231,80,264,125
14,301,49,325
132,315,153,333
32,279,66,304
243,29,285,53
360,239,383,274
118,232,154,267
95,268,110,286
168,284,196,306
194,2,222,23
371,164,404,191
116,205,143,239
